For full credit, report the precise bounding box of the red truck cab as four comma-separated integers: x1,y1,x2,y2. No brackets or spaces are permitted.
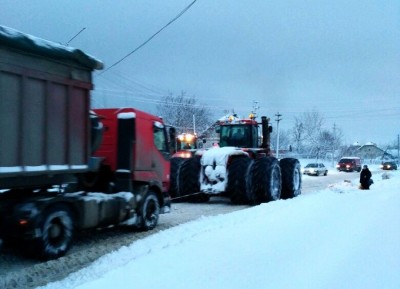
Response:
93,108,171,201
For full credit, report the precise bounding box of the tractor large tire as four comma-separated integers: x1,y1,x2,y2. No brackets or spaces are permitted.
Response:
139,191,160,231
32,204,74,260
169,157,184,198
178,157,209,203
280,158,302,199
247,157,281,205
226,157,252,204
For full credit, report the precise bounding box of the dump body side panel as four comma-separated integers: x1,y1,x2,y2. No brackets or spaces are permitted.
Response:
0,42,93,189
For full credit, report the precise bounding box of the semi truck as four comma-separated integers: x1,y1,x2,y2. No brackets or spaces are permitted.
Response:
0,26,173,259
174,114,302,204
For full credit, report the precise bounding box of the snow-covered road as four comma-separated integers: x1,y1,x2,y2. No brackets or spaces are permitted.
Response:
40,166,400,289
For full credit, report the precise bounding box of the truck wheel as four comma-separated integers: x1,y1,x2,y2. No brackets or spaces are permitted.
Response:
139,191,160,231
178,157,205,202
227,157,251,204
280,158,302,199
169,157,184,198
34,205,74,260
247,157,281,205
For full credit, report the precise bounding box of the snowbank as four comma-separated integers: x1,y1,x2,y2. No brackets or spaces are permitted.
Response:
40,170,400,289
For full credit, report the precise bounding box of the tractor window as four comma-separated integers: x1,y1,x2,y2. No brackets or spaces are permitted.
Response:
252,125,259,146
219,125,252,148
153,124,168,152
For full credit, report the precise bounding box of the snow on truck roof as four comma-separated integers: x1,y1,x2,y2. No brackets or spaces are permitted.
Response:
0,25,103,70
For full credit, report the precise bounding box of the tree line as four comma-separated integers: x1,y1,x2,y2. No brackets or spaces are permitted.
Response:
157,93,396,160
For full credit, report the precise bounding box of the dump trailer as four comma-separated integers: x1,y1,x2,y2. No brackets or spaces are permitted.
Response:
0,26,172,259
174,114,302,204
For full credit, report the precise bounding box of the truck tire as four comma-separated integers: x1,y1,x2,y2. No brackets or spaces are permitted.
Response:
247,157,281,205
280,158,302,199
33,204,74,260
169,157,184,198
226,157,251,204
178,157,209,202
139,191,160,231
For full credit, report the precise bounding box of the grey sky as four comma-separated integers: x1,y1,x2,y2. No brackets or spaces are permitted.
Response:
1,0,399,145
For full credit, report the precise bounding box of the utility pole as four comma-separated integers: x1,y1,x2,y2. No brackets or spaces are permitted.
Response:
397,135,400,165
275,112,282,159
332,123,337,167
252,100,260,118
193,114,196,135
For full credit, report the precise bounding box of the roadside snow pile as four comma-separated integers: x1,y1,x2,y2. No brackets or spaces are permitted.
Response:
40,171,400,289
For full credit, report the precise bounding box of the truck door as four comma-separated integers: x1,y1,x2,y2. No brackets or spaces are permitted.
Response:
152,121,171,192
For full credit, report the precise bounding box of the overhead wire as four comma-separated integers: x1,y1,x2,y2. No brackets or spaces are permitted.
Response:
98,0,198,75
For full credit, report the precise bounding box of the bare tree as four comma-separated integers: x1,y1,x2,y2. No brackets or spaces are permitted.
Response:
290,110,344,159
156,91,214,135
292,117,305,153
270,129,291,152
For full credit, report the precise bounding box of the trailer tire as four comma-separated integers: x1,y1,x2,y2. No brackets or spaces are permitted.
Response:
227,157,251,204
280,158,302,199
247,157,281,205
33,204,74,260
139,191,160,231
178,157,207,202
169,157,184,198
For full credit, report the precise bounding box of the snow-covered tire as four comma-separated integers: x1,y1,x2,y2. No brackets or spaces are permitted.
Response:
177,157,208,202
227,157,251,204
247,157,281,205
139,191,160,231
280,158,302,199
33,204,74,260
169,157,184,198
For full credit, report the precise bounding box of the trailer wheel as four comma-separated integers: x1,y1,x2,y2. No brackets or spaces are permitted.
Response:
247,157,281,205
169,157,184,198
280,158,302,199
34,204,74,260
227,157,251,204
178,157,207,202
139,191,160,231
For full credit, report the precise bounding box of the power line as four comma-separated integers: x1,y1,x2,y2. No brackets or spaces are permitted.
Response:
65,27,86,46
99,0,198,75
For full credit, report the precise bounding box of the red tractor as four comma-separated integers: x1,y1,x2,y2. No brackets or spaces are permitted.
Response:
169,132,200,199
173,114,302,204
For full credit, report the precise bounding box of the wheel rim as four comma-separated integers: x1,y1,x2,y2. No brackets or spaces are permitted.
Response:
270,165,281,200
145,200,157,224
293,168,301,190
44,213,71,249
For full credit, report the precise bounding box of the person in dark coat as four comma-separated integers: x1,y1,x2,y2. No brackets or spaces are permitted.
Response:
360,165,372,190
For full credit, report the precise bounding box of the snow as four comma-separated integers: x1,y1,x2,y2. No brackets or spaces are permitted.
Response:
200,147,248,193
153,121,164,128
117,112,136,119
39,162,400,289
0,25,103,70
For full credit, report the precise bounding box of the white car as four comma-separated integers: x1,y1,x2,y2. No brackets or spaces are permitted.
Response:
302,163,328,176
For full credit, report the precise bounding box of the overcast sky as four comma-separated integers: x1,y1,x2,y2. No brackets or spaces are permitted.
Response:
1,0,399,146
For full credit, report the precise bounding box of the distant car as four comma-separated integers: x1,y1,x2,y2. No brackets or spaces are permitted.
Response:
302,163,328,176
381,161,398,170
336,157,361,172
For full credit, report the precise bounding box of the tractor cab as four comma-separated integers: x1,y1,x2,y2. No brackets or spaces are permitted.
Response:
217,114,266,149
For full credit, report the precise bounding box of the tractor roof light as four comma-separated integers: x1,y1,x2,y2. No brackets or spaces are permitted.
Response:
185,133,195,142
